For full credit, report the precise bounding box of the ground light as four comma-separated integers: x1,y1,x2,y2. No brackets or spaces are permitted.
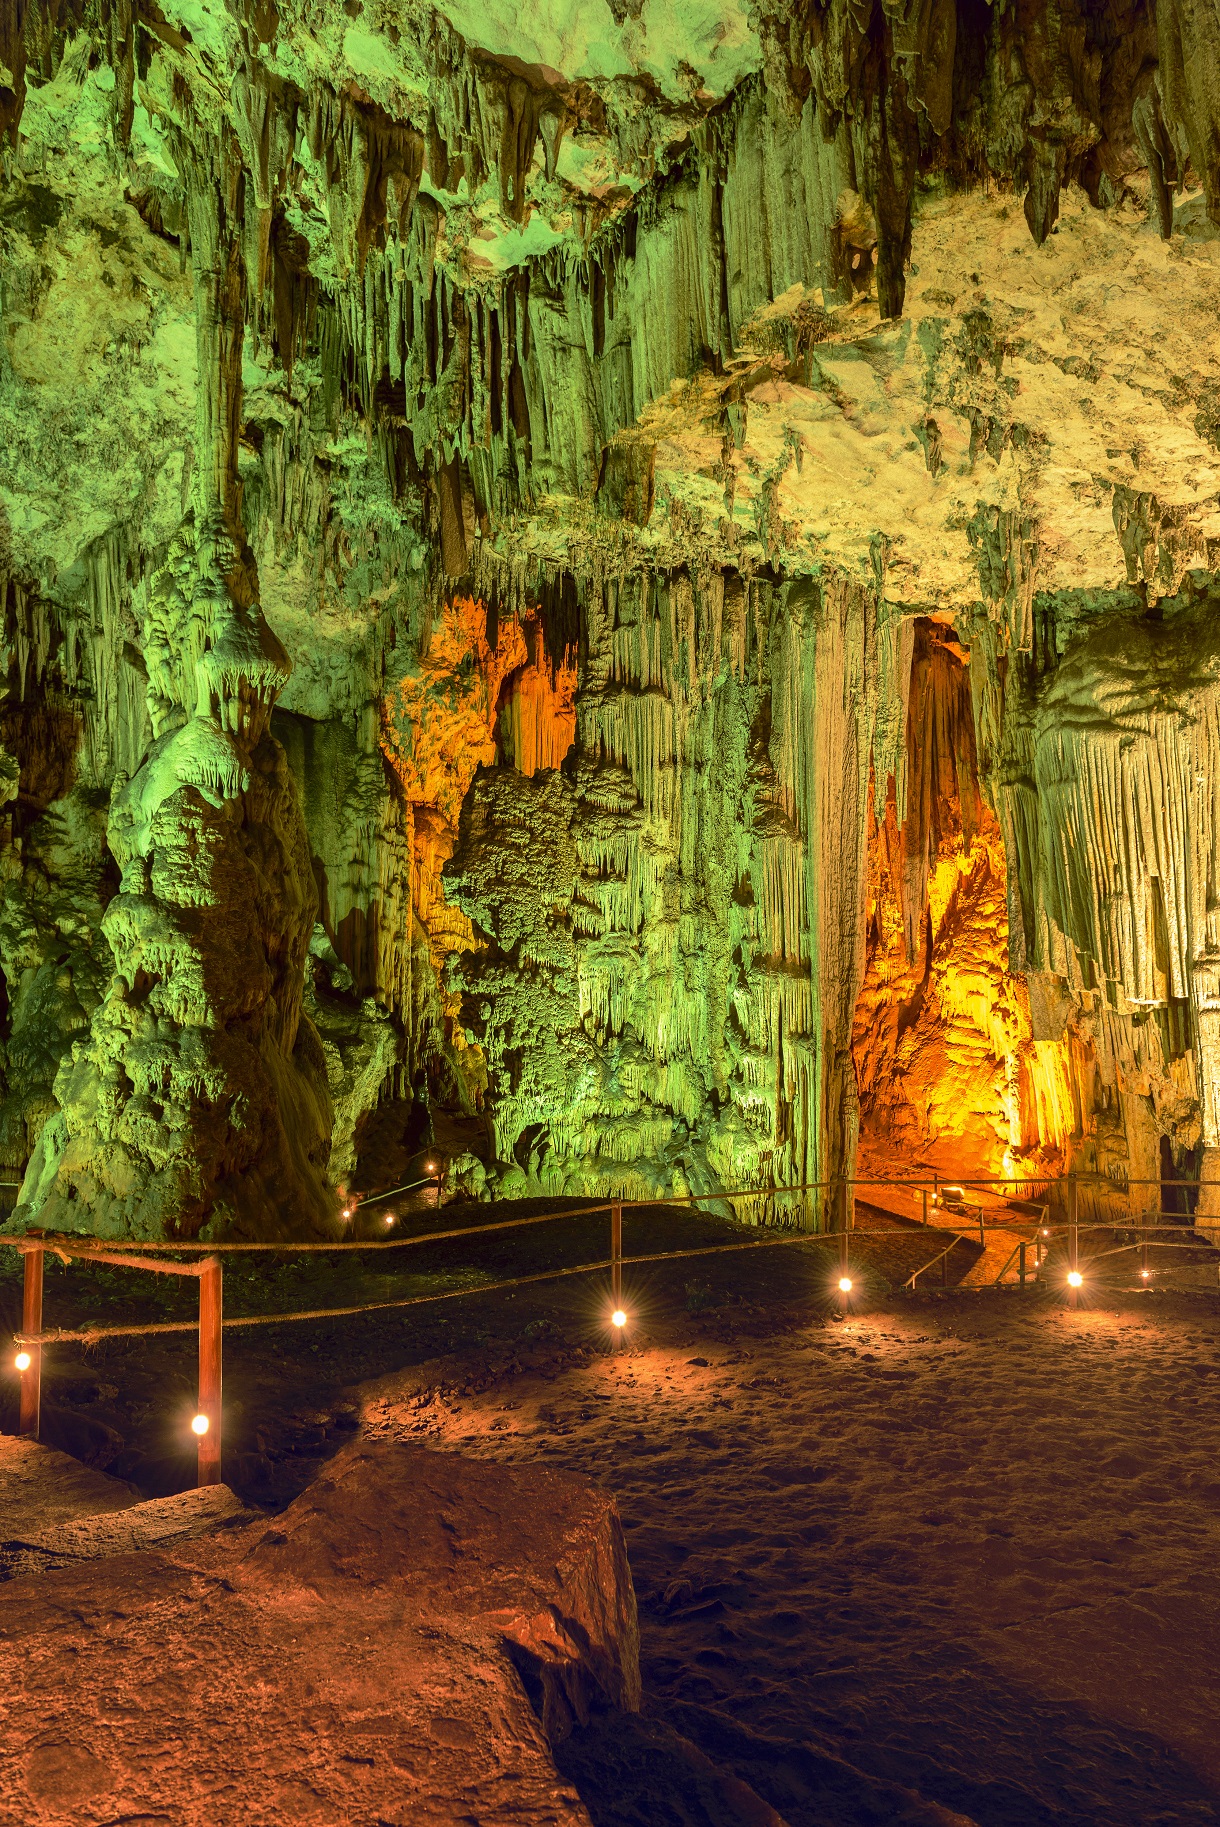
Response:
14,1351,30,1372
1067,1270,1083,1288
611,1309,627,1329
191,1414,210,1436
838,1277,853,1294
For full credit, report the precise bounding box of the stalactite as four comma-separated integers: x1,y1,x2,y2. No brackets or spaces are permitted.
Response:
439,562,883,1214
3,0,1220,1236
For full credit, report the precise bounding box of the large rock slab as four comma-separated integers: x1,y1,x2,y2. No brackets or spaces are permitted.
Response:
0,1434,138,1536
0,1482,250,1580
0,1442,639,1826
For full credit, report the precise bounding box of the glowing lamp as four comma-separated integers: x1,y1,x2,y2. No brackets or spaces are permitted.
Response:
1067,1270,1083,1289
14,1351,30,1373
385,1212,396,1226
838,1276,853,1294
191,1413,210,1436
425,1161,437,1174
1140,1269,1151,1280
611,1309,627,1328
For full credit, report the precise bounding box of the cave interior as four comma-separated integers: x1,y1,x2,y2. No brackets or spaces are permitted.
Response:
0,3,1217,1238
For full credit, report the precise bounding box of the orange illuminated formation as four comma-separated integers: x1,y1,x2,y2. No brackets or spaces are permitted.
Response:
852,621,1083,1186
379,597,575,1096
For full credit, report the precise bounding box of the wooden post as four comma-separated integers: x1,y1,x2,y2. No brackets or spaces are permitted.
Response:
1019,1240,1027,1288
610,1203,622,1312
921,1187,929,1226
836,1184,851,1311
1068,1173,1079,1310
19,1241,43,1438
197,1256,222,1486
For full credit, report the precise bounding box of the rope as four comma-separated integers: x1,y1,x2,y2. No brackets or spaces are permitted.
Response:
6,1209,617,1254
13,1204,1219,1347
45,1245,213,1277
359,1175,438,1208
15,1256,618,1345
1,1208,1167,1262
6,1208,617,1257
13,1226,865,1347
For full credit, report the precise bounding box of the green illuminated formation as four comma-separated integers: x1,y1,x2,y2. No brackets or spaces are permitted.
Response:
0,0,1218,1237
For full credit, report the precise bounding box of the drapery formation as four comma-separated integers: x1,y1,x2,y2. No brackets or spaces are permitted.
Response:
1,0,1218,1233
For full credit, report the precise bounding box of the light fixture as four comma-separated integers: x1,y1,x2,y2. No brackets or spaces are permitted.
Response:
1140,1268,1151,1280
611,1309,627,1328
14,1351,30,1373
1067,1270,1083,1289
425,1160,437,1174
191,1413,210,1436
385,1212,396,1226
838,1276,853,1294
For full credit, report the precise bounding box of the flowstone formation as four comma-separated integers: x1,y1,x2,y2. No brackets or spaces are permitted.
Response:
1,0,1219,1235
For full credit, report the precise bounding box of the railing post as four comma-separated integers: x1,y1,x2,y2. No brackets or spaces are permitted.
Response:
921,1187,929,1226
1068,1172,1079,1310
1019,1240,1026,1288
610,1203,623,1312
19,1240,43,1438
197,1256,222,1486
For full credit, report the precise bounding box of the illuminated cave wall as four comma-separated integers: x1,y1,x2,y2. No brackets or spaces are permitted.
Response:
0,0,1218,1237
442,562,887,1206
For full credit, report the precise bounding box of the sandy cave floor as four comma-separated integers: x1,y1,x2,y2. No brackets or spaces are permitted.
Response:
360,1295,1220,1827
3,1206,1220,1825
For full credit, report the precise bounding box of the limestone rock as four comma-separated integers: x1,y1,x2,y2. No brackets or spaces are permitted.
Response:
1,0,1219,1226
0,1441,640,1826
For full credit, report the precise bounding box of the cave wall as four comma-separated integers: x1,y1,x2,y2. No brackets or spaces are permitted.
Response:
440,562,890,1213
0,0,1217,1234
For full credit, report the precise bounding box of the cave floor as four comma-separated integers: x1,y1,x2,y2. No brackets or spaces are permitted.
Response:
3,1208,1220,1825
378,1295,1220,1827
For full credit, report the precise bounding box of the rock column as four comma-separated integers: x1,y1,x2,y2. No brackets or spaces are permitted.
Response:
14,142,335,1239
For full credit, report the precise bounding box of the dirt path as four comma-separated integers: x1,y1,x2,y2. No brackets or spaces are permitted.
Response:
363,1295,1220,1827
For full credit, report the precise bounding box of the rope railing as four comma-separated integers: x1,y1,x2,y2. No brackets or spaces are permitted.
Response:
6,1171,1219,1484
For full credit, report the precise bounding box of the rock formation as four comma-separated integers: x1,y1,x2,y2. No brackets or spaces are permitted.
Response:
0,0,1218,1234
0,1440,642,1824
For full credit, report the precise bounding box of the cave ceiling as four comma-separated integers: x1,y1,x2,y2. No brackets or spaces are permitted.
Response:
0,0,1218,1237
